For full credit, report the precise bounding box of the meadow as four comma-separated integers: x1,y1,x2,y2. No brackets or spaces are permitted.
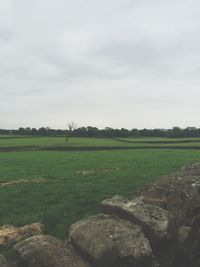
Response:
2,136,200,149
1,136,200,239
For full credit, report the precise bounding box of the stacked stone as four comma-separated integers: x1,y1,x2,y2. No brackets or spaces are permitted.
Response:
1,163,200,267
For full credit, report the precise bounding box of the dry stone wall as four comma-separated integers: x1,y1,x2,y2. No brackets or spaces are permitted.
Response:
1,163,200,267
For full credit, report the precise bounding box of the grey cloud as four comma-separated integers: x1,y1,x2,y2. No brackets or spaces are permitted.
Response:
0,28,16,41
1,0,200,129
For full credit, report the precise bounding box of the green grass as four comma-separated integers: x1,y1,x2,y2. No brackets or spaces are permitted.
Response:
1,136,200,149
0,137,130,147
1,149,200,239
1,136,200,240
120,137,200,141
115,137,200,144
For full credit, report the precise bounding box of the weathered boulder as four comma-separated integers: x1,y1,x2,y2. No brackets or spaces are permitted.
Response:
69,214,154,267
169,226,191,267
177,226,191,248
136,164,200,227
181,162,200,176
0,255,10,267
14,235,90,267
65,243,91,267
0,223,44,246
136,179,192,227
180,215,200,267
102,196,173,244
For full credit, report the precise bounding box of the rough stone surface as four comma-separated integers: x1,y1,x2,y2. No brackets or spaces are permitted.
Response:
64,243,92,267
102,196,173,243
0,223,44,246
136,163,200,227
69,214,153,267
0,255,10,267
181,215,200,267
14,235,90,267
177,226,191,248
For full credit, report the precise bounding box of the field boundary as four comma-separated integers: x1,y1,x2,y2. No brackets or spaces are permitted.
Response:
110,137,200,144
2,145,200,152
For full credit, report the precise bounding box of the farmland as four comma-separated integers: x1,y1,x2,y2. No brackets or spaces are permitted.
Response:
1,135,200,239
2,136,200,149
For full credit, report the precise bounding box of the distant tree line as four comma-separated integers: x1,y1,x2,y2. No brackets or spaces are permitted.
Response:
1,126,200,138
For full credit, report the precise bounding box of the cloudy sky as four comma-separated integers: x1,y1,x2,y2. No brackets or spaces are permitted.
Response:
0,0,200,129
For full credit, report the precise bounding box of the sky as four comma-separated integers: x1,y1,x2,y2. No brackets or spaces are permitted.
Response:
0,0,200,130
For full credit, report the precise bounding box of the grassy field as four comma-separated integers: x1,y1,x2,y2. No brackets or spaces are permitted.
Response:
0,136,135,148
1,136,200,240
118,137,200,142
1,136,200,149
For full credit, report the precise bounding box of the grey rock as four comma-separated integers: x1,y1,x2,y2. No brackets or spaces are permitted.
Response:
152,256,160,267
65,243,91,267
171,226,192,267
0,223,44,246
14,235,90,267
102,196,173,243
69,214,153,267
0,255,10,267
182,216,200,267
135,174,197,226
177,226,191,248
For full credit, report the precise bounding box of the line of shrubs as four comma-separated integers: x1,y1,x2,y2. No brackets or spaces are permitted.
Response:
1,126,200,138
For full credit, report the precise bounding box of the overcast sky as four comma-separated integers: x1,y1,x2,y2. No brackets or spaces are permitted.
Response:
0,0,200,129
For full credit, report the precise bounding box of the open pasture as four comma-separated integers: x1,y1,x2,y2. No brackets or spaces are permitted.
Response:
1,135,200,238
1,136,200,150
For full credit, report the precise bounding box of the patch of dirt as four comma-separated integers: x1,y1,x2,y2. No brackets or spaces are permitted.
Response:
77,167,120,175
0,223,44,245
0,178,47,187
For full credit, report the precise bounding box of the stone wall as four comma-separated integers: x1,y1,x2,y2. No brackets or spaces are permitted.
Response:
1,163,200,267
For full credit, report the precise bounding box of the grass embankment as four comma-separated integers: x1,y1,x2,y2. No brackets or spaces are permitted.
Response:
118,137,200,142
1,149,200,238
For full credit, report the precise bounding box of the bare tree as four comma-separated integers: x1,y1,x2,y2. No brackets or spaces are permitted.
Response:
66,121,77,143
